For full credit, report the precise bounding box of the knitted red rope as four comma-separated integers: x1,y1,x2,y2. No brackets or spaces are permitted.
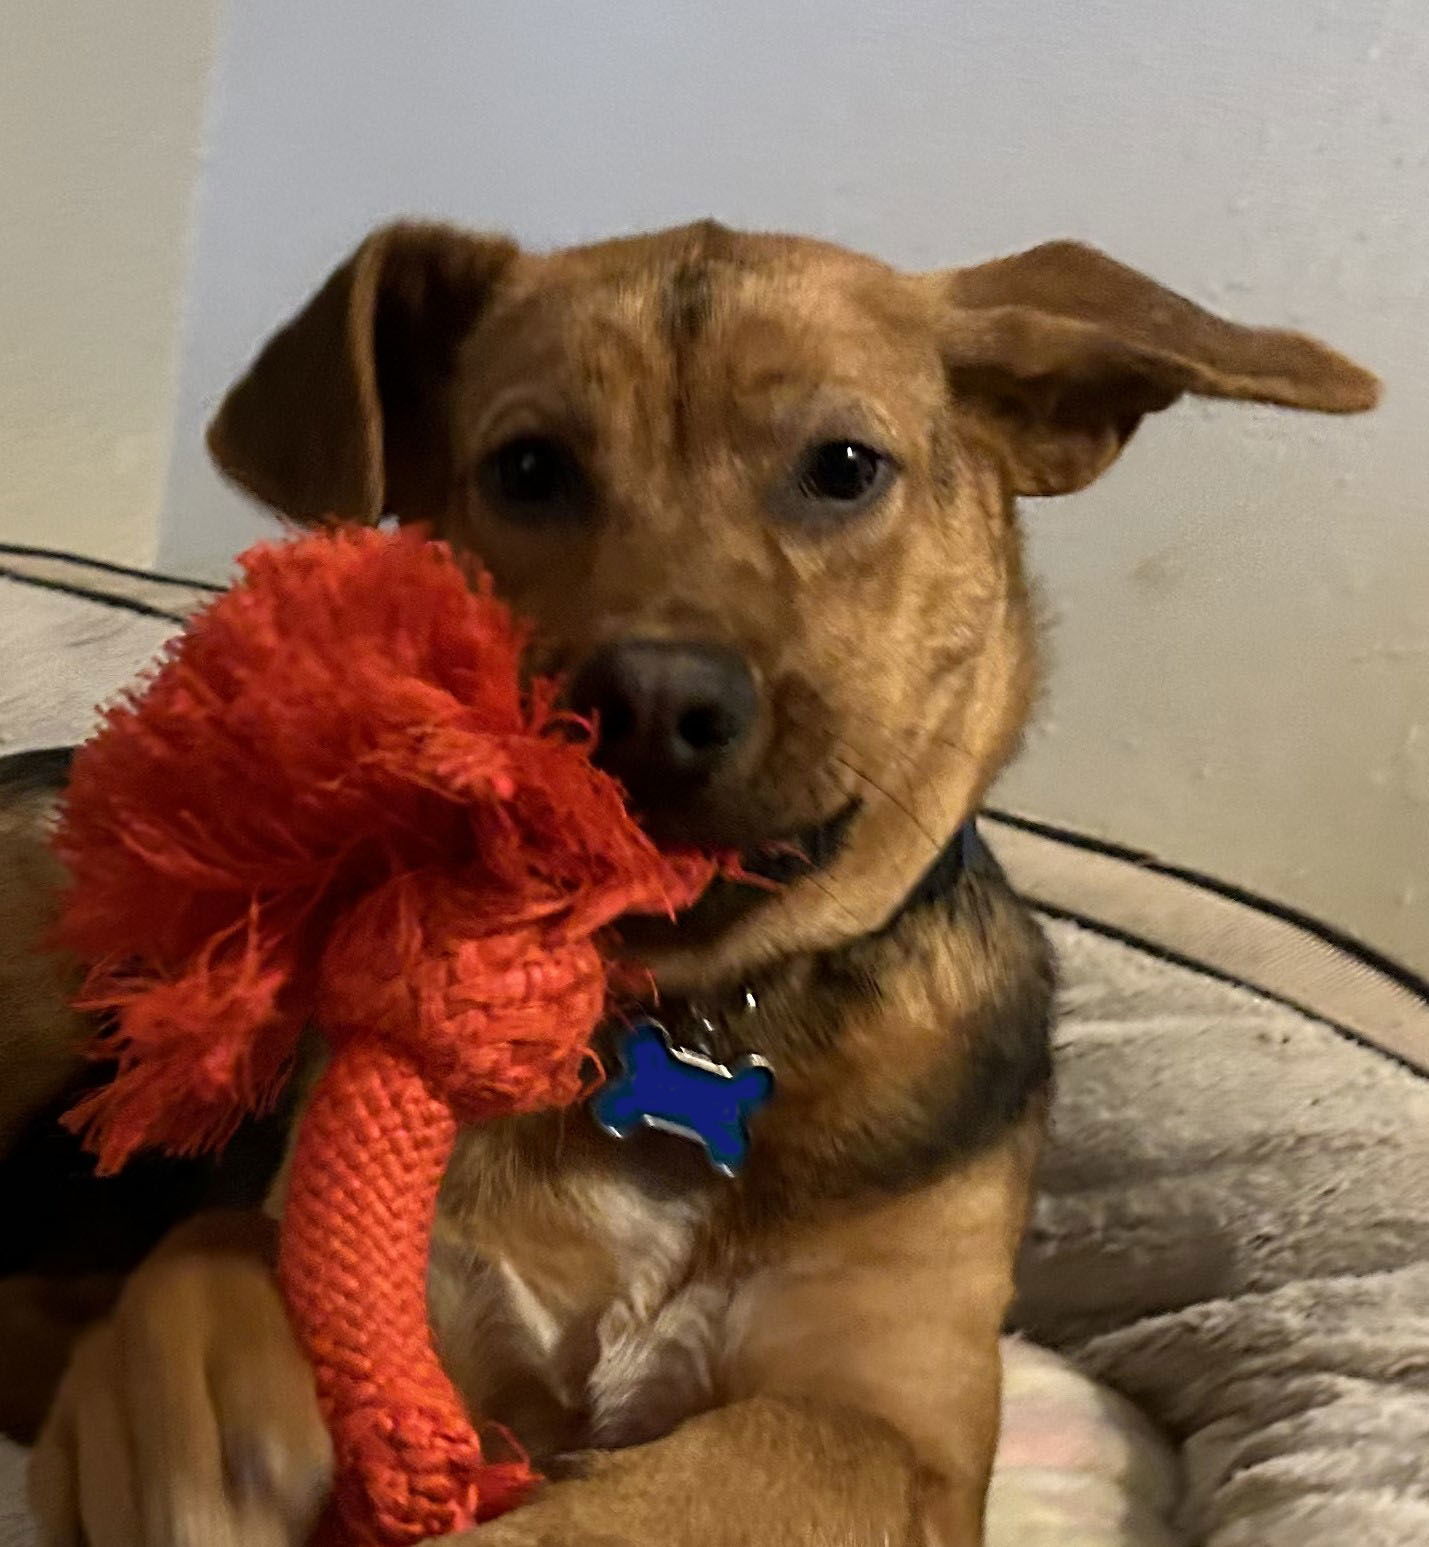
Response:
52,527,726,1546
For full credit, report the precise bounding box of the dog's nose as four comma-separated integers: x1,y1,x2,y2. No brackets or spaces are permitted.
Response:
569,640,758,796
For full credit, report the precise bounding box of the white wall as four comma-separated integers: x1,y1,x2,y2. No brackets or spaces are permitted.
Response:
158,0,1428,971
0,0,219,566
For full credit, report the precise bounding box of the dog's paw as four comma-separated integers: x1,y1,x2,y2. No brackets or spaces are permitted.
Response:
29,1216,331,1547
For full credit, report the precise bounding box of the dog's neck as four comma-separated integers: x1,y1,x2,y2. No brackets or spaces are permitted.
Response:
587,813,1051,1210
634,817,988,1069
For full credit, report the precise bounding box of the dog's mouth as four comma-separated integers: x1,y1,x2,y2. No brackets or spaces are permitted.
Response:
619,797,862,952
734,797,862,885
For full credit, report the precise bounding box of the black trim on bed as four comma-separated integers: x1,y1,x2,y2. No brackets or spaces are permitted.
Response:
0,746,74,792
985,807,1429,1007
0,540,224,593
0,565,193,625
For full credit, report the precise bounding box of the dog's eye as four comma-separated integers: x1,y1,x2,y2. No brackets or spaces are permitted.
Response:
481,436,581,515
788,440,893,519
799,441,884,501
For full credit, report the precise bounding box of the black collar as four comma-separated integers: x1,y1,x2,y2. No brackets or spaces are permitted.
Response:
641,815,992,1051
876,816,995,937
596,814,1007,1177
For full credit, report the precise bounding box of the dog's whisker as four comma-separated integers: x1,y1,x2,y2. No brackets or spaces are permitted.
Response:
794,871,866,929
775,704,973,834
779,698,982,774
830,754,944,858
841,704,983,767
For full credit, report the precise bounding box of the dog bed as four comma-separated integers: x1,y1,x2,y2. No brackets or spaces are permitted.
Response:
2,541,1427,1547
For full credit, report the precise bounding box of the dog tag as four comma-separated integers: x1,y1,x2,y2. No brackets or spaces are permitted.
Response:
591,1020,774,1177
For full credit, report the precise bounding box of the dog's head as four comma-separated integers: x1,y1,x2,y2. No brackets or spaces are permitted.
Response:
208,221,1377,988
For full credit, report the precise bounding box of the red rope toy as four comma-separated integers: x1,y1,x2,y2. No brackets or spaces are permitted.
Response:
53,527,729,1546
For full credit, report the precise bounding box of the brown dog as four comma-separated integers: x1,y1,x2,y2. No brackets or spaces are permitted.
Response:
19,220,1376,1547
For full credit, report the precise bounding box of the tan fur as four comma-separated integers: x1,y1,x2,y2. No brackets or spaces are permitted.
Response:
17,220,1376,1546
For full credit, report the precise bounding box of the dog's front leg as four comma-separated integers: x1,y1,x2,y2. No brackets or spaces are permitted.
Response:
465,1393,937,1547
456,1122,1039,1547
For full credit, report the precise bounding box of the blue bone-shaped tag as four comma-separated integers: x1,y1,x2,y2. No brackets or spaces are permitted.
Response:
591,1020,774,1177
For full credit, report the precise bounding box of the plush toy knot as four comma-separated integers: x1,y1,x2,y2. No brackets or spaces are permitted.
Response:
317,877,609,1121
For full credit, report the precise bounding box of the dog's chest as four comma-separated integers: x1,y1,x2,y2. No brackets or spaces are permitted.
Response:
570,1172,726,1447
435,1152,728,1453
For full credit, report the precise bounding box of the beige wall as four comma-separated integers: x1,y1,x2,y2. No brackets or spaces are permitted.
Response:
0,0,218,566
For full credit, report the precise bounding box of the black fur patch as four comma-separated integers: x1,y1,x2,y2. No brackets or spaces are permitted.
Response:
661,260,715,350
0,743,289,1279
661,257,716,462
654,820,1054,1208
0,745,73,794
795,832,1054,1201
0,1073,291,1278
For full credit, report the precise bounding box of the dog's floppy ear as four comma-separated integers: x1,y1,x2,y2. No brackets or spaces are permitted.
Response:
207,222,518,522
932,241,1380,496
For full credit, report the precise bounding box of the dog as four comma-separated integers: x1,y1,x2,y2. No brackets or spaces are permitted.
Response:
8,220,1376,1547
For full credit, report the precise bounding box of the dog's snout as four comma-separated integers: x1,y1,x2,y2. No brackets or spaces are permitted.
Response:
570,640,757,797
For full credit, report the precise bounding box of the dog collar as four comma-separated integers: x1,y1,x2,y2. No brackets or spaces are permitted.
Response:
591,817,986,1175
